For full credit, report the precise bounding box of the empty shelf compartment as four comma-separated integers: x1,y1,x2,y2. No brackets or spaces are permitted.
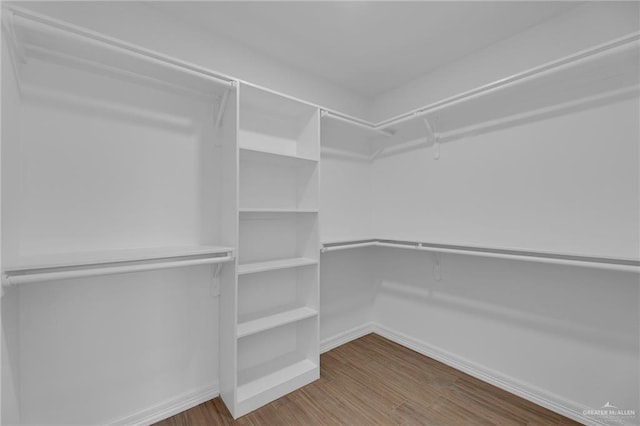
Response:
239,84,319,160
239,149,319,211
239,212,318,266
236,359,318,408
236,319,318,415
237,307,318,338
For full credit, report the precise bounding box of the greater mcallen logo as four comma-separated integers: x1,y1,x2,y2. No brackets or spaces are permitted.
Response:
583,402,636,422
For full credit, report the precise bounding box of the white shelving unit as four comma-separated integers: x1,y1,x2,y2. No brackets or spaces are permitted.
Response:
219,83,320,419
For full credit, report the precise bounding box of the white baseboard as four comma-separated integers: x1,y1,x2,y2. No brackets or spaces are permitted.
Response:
372,323,612,426
106,382,219,426
320,323,374,354
105,326,626,426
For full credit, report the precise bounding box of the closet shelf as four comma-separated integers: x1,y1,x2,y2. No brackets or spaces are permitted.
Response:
239,208,319,214
237,359,318,407
376,32,639,139
238,258,317,275
2,245,235,286
239,147,318,164
6,6,234,97
321,239,640,273
237,307,318,339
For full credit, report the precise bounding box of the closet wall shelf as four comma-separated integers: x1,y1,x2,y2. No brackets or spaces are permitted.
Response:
239,208,319,214
5,5,236,96
2,246,235,286
237,359,318,410
237,307,318,338
238,258,318,275
375,32,640,132
239,147,318,163
321,239,640,273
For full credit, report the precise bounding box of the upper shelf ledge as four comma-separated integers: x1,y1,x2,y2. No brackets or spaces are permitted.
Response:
4,5,236,98
2,245,235,287
4,5,637,134
375,32,640,132
321,239,640,273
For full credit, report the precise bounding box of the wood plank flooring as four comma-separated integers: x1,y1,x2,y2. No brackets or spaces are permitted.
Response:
155,334,581,425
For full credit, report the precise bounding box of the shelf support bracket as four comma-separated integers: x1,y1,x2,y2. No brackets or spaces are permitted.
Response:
3,11,26,64
369,146,385,162
215,81,235,130
1,274,14,297
433,253,442,282
211,263,223,297
422,117,440,160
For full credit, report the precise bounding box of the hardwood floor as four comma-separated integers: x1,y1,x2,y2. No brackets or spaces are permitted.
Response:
155,334,580,425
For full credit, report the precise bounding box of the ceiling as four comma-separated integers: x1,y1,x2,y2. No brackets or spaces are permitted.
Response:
151,1,581,98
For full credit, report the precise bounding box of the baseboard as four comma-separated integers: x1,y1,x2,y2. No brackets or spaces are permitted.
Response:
104,326,624,426
106,382,219,426
320,323,374,353
371,324,612,426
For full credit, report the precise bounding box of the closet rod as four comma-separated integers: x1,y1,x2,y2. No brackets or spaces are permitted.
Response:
375,31,640,130
321,110,394,137
5,5,236,90
320,240,378,252
2,253,234,286
321,240,640,273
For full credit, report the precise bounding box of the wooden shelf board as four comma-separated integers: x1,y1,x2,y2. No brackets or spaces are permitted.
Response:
237,258,317,275
237,307,317,339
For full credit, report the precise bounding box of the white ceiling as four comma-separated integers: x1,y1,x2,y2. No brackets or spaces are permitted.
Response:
151,1,581,98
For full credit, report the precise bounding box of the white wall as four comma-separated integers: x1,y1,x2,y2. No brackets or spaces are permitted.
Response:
369,1,640,121
14,1,368,120
366,7,640,419
319,119,377,347
320,249,376,347
372,95,640,258
320,120,374,243
372,248,639,418
15,268,218,425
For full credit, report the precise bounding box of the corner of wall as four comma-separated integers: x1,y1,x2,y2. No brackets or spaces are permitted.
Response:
367,1,640,122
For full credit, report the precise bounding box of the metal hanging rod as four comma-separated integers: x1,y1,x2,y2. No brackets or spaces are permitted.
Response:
320,239,378,253
5,5,236,90
2,252,235,287
321,110,394,137
375,31,640,130
321,239,640,273
215,82,236,129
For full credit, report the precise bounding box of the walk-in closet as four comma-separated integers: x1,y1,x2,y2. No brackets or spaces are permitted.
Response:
1,2,639,425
